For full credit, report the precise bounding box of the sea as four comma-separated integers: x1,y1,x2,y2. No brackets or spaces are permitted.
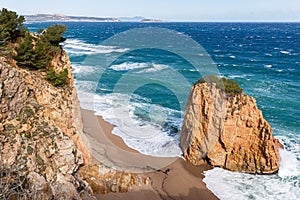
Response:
27,22,300,199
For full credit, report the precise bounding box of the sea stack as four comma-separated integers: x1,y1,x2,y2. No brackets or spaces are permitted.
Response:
180,76,283,174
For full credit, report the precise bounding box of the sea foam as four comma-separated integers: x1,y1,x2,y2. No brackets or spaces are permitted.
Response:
77,90,183,157
63,39,129,55
203,135,300,200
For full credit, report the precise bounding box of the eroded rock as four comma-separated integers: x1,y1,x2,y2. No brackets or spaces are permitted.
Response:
180,82,283,174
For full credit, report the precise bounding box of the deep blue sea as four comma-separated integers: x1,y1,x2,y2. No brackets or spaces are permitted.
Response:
27,22,300,199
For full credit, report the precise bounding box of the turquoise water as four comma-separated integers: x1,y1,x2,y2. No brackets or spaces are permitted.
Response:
27,22,300,199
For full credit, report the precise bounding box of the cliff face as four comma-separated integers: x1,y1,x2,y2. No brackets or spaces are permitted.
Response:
180,82,283,174
0,54,93,199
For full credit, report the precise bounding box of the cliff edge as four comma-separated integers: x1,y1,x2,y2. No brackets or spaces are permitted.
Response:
180,78,283,174
0,52,95,198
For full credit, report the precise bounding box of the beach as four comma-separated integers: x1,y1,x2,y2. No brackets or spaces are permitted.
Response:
81,109,218,200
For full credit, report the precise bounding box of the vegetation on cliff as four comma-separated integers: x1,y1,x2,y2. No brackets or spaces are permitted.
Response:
0,8,68,87
0,8,26,46
46,68,69,87
196,75,243,96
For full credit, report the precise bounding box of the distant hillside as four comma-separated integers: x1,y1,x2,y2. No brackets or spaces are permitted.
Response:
118,16,145,22
25,14,120,22
25,14,163,22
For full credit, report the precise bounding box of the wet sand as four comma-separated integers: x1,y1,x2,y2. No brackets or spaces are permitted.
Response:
81,109,218,200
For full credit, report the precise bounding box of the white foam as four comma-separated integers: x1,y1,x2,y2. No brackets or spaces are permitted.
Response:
278,148,300,178
109,62,148,71
265,53,273,57
74,80,98,94
137,63,169,73
229,74,253,79
204,167,300,200
280,51,291,55
63,39,129,55
229,55,236,59
78,91,183,157
204,135,300,200
71,64,99,74
264,64,273,68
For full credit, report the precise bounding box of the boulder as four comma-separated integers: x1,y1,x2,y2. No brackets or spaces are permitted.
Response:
180,82,283,174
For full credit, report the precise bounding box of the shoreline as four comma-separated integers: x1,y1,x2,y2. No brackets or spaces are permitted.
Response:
81,108,218,200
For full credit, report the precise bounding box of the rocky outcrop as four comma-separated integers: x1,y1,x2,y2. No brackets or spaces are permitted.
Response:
0,52,147,198
0,55,93,198
78,164,149,194
180,82,283,174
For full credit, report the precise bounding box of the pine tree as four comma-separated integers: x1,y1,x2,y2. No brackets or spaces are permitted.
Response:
14,34,35,68
41,24,67,46
0,8,26,45
34,40,51,69
46,68,68,87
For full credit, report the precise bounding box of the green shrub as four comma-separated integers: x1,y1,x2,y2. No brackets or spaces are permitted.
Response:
14,34,51,69
40,24,66,46
34,39,51,69
14,33,35,68
223,78,243,96
0,8,26,46
46,68,68,87
195,75,243,96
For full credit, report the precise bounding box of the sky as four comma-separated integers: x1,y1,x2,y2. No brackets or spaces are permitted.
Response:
1,0,300,22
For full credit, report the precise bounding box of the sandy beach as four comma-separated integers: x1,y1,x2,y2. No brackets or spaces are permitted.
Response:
81,109,218,200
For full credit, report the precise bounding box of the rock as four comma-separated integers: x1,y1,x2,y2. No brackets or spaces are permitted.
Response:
180,82,283,174
50,173,81,200
1,134,21,166
0,34,140,198
0,50,93,198
28,172,53,200
78,164,145,194
53,137,84,174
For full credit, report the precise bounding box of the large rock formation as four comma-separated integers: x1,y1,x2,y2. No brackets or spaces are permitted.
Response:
0,54,94,198
0,51,146,198
180,81,283,174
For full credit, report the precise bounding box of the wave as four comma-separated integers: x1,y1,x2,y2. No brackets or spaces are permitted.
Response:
137,63,169,73
265,53,273,57
74,80,98,94
228,74,254,79
71,64,99,74
280,51,291,55
63,39,129,55
109,62,169,73
264,64,273,68
204,134,300,200
77,91,183,157
109,62,148,71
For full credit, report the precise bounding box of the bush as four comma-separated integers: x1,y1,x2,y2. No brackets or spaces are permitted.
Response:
14,34,51,69
40,24,66,46
223,78,243,96
0,8,26,46
0,165,30,199
34,40,51,69
13,33,35,68
195,75,243,96
46,68,68,87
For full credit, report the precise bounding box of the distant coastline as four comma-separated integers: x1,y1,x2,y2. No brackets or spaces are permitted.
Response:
25,14,164,22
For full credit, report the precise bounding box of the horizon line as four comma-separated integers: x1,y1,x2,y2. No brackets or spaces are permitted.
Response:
22,12,300,23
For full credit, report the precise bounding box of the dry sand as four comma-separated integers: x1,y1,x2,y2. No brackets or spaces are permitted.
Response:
81,109,218,200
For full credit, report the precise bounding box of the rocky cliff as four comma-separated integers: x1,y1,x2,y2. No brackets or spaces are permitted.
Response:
180,80,283,174
0,50,148,198
0,53,95,198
